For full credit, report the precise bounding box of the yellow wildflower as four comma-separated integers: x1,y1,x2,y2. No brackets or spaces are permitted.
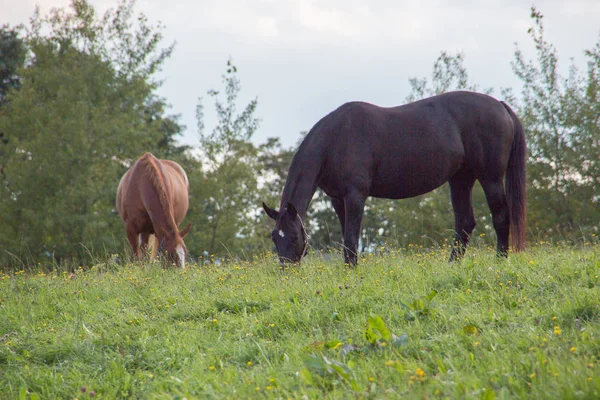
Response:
554,326,562,335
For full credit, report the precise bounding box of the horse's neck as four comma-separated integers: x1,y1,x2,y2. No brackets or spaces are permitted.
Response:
280,153,322,220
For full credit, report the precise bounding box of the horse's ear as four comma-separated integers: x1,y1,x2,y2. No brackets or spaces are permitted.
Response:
263,202,278,220
180,223,192,238
286,202,298,217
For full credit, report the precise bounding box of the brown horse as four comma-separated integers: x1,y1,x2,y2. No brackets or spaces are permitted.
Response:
116,152,191,267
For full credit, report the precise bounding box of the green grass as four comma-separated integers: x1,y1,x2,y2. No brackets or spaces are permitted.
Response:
1,244,600,399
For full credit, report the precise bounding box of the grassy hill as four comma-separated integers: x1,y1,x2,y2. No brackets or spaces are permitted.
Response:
1,244,599,399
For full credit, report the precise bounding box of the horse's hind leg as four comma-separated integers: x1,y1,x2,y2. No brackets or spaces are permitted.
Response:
343,189,367,266
480,179,510,257
148,234,159,262
330,197,346,241
448,173,477,261
126,224,142,261
139,232,151,257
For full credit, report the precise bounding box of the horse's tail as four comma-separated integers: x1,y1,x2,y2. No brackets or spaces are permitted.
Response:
148,234,159,261
501,101,527,252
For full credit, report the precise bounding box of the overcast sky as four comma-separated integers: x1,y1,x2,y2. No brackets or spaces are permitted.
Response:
4,0,600,148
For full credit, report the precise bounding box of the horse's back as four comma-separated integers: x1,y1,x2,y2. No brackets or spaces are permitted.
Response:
324,91,511,143
311,91,515,199
161,160,189,191
116,153,189,224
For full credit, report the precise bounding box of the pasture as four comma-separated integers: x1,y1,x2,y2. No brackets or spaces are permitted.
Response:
1,244,599,399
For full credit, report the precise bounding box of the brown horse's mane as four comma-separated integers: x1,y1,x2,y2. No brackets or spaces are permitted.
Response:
139,153,177,231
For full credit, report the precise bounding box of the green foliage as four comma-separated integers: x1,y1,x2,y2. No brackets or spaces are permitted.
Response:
300,354,359,391
405,51,491,103
1,246,600,398
197,59,259,163
0,24,26,107
258,136,296,207
512,7,600,238
187,60,291,259
401,289,438,321
144,96,189,158
0,24,27,191
364,315,390,345
364,315,408,348
189,60,263,257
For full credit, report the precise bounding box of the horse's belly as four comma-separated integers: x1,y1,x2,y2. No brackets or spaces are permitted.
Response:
369,175,447,199
369,158,462,199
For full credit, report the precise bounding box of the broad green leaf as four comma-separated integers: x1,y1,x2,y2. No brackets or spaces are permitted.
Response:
368,315,391,341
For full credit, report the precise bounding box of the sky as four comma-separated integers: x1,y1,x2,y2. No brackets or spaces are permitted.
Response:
4,0,600,149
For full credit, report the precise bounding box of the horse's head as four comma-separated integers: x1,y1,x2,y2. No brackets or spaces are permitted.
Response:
263,202,308,265
159,224,192,268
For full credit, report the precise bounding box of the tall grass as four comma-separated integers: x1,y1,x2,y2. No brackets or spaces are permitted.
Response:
1,244,599,399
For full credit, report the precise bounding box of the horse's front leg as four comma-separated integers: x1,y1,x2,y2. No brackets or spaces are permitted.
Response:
342,190,367,266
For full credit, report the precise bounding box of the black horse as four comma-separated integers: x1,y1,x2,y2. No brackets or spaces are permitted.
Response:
263,91,526,265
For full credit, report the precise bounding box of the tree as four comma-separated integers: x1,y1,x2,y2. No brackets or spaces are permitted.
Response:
0,25,27,185
405,51,488,103
0,0,179,267
512,7,600,238
0,24,26,108
188,60,268,259
572,38,600,229
144,95,189,158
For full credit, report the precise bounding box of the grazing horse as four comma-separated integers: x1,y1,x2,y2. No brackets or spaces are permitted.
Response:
263,91,526,265
116,152,191,267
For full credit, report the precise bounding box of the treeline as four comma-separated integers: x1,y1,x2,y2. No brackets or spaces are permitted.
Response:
0,2,598,268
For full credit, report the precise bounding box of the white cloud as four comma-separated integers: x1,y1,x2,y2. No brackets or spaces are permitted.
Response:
255,16,279,38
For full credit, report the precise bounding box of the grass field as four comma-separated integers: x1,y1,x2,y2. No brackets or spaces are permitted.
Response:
1,244,599,399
